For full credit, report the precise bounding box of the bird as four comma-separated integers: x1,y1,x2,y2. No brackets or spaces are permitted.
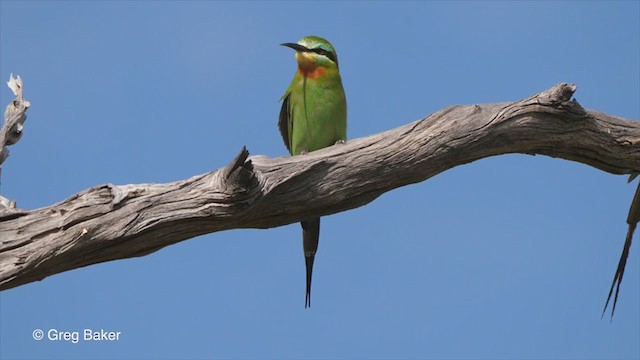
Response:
278,36,347,308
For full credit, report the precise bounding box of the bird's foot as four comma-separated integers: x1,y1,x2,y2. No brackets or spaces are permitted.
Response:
334,139,346,145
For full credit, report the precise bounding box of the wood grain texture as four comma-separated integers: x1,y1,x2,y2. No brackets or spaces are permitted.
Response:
1,83,638,291
0,74,30,209
0,74,29,157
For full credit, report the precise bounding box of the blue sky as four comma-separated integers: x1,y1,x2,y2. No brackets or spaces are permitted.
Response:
1,1,638,359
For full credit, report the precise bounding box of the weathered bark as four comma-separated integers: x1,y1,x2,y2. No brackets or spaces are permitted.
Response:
0,74,30,209
0,83,638,292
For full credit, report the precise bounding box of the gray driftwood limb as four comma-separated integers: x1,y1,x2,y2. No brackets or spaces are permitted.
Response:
0,83,638,292
0,74,30,210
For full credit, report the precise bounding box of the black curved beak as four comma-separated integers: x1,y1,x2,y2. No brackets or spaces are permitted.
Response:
280,43,309,52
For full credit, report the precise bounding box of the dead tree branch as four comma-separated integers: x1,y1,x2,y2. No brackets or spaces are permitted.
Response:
0,83,638,292
0,74,30,210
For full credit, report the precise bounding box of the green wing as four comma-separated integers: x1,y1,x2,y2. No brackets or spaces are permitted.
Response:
278,92,293,155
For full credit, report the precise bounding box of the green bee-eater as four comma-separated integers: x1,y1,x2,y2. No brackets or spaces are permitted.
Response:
279,36,347,308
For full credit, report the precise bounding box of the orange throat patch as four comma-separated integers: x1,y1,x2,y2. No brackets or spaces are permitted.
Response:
295,52,327,79
297,66,326,79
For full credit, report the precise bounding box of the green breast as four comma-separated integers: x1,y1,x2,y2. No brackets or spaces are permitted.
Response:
287,73,347,155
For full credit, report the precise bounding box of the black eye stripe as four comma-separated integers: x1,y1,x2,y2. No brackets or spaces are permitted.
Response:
310,48,337,64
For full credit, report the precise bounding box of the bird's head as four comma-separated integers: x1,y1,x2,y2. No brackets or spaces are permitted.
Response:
281,36,339,74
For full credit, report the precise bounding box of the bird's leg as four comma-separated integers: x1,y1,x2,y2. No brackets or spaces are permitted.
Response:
334,139,346,145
